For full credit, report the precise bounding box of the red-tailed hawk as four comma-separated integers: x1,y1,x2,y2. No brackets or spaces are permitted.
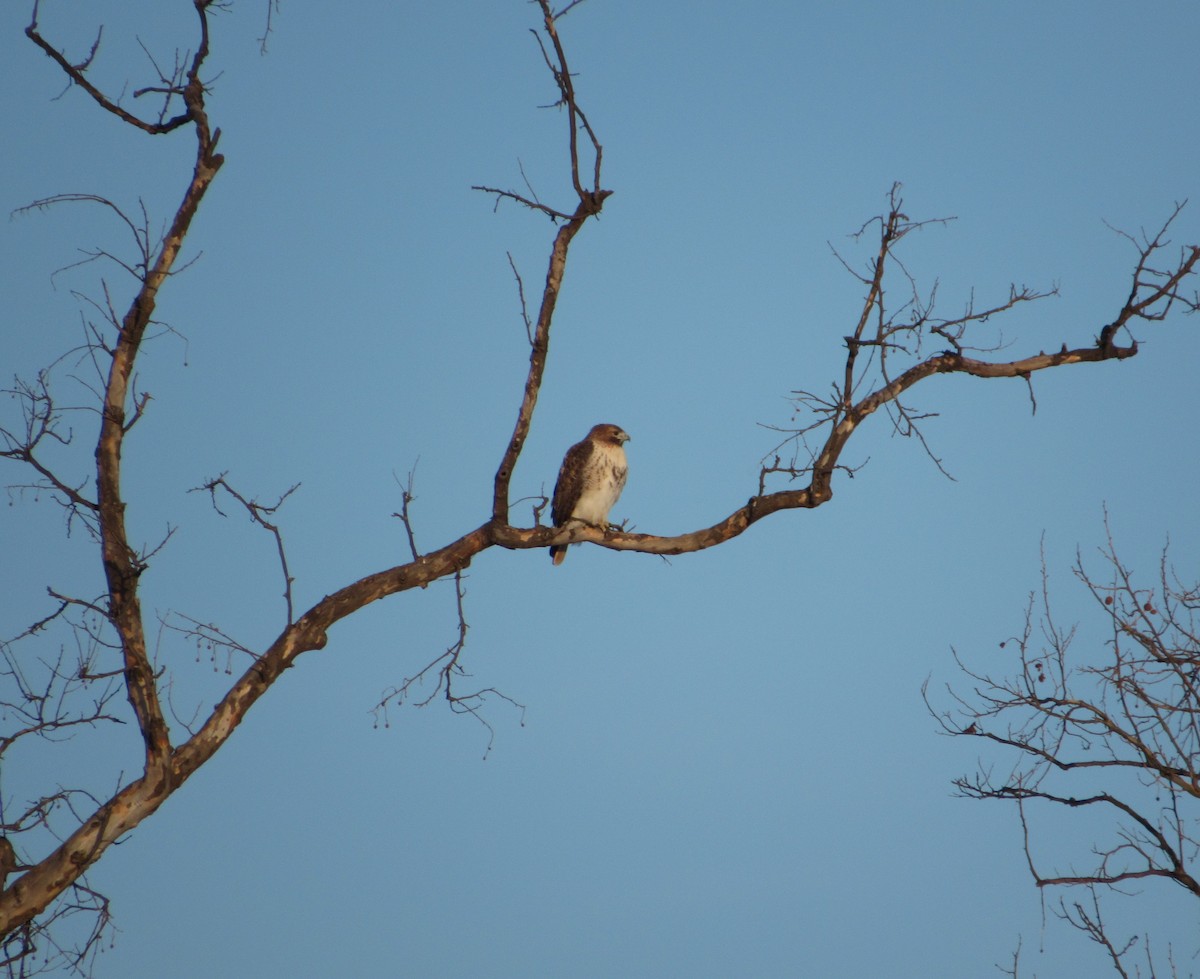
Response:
550,423,630,565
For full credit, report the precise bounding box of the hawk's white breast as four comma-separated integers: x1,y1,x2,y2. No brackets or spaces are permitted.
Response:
569,441,627,526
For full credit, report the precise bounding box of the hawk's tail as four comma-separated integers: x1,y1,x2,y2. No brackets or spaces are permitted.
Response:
550,544,567,566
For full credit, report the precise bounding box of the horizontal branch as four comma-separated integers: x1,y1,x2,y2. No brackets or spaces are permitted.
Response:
1015,788,1200,897
504,335,1146,557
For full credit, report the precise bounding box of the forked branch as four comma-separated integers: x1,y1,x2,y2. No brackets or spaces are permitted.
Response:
194,475,299,625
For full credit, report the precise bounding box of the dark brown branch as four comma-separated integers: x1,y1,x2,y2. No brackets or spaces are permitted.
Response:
471,184,572,222
0,373,98,516
1056,890,1137,979
26,3,192,135
257,0,281,55
995,787,1199,896
543,0,605,200
392,467,422,563
372,572,525,757
0,641,124,757
1100,200,1200,349
194,475,299,625
506,251,534,345
552,0,589,19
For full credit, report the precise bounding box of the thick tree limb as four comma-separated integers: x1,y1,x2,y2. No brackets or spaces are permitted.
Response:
0,0,224,947
94,2,223,780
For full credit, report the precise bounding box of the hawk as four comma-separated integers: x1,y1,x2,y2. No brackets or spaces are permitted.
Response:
549,423,630,565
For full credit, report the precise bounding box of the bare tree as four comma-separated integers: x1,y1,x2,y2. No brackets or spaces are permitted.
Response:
2,1,1198,974
929,527,1200,975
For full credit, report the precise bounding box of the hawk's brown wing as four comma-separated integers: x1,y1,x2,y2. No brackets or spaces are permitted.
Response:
550,436,596,565
551,436,595,527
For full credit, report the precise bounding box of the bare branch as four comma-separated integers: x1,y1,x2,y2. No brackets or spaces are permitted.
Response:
193,474,299,625
0,371,98,521
482,0,616,523
935,527,1200,968
372,572,525,759
391,465,423,564
471,183,572,222
1056,890,1136,979
25,5,192,135
1100,201,1200,350
0,638,124,758
506,251,534,345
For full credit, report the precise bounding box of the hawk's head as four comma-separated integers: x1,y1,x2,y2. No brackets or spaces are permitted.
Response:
590,423,630,445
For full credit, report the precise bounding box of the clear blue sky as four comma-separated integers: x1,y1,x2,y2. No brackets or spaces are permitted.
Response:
3,2,1198,976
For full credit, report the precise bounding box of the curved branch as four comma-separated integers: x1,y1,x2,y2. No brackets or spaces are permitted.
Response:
497,332,1153,558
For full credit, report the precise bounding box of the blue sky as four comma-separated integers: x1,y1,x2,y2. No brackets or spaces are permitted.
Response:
3,1,1199,976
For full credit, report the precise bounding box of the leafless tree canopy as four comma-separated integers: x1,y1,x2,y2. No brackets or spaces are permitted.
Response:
929,528,1200,976
2,1,1198,974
